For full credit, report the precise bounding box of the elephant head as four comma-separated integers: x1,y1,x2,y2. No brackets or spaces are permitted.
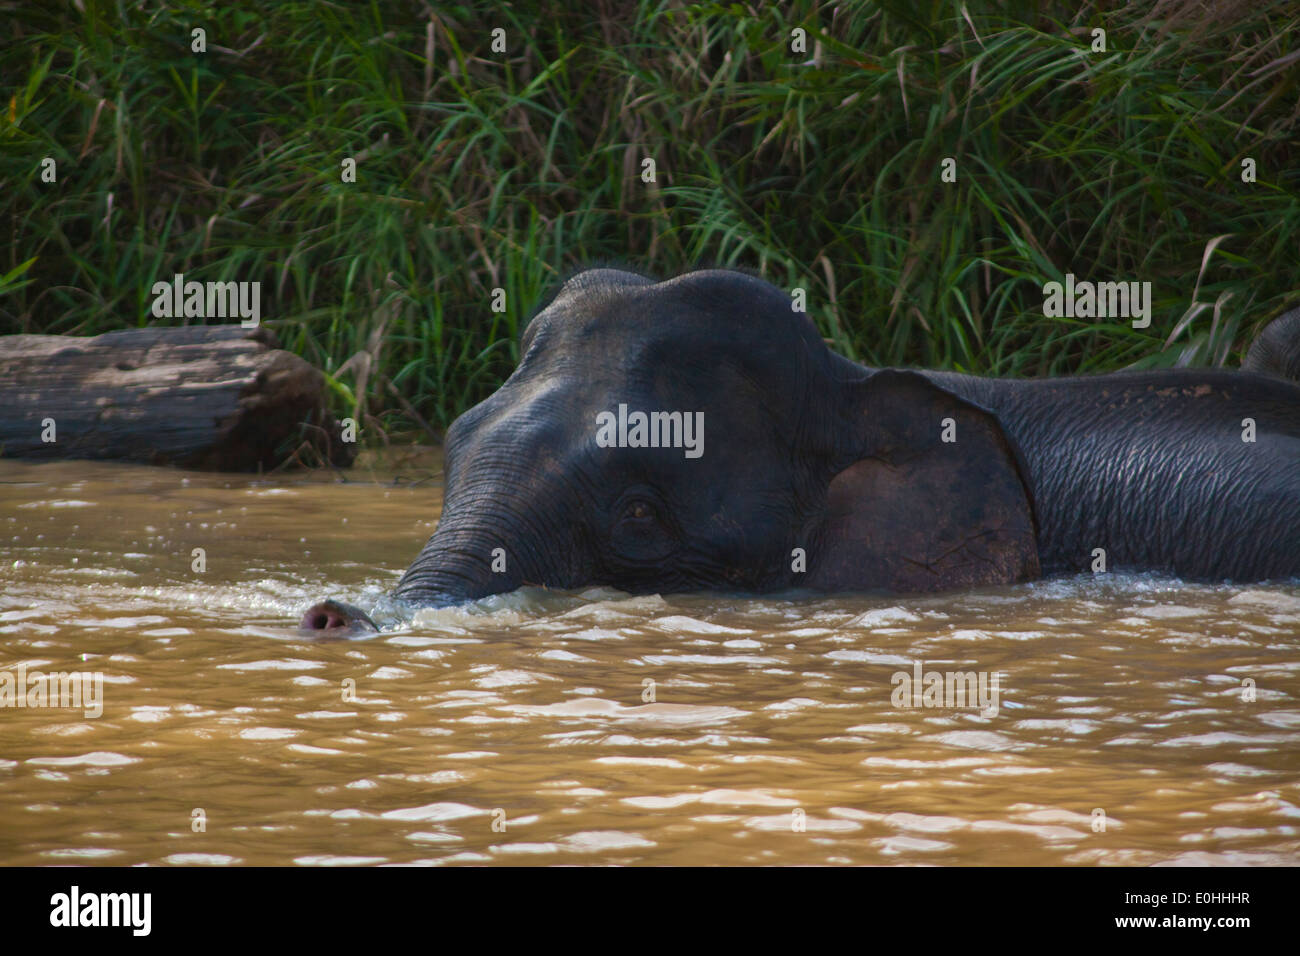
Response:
301,269,1038,632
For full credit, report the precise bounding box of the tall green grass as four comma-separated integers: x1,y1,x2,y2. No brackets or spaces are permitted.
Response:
4,1,1298,438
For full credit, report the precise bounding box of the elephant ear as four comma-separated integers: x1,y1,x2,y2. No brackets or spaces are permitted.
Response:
807,369,1039,593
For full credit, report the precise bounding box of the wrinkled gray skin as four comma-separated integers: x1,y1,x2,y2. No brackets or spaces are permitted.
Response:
301,271,1300,633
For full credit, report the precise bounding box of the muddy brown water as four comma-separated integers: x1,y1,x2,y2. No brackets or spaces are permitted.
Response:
1,450,1298,866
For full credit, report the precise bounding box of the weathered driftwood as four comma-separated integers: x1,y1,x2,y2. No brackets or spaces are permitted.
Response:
0,325,354,471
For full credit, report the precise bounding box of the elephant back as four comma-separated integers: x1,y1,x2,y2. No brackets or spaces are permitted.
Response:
1244,305,1300,383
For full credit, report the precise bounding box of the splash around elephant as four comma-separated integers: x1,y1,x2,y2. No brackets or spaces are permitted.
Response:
302,268,1300,633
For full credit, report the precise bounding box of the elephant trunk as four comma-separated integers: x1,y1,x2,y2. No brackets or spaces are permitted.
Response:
391,520,525,606
300,437,578,632
298,518,520,634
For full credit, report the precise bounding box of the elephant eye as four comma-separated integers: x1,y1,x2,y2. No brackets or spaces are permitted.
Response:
610,494,676,562
626,500,652,521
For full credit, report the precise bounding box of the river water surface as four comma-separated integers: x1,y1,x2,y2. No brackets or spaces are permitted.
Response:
2,451,1298,866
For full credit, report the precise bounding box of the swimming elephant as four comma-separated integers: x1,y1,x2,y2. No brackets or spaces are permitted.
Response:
301,269,1300,632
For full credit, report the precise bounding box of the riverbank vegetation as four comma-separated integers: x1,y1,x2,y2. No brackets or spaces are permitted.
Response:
4,1,1298,439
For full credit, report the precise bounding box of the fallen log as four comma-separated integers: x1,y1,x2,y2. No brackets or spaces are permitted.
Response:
0,325,355,471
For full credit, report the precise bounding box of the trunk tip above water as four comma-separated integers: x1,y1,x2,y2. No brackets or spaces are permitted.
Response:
299,599,379,636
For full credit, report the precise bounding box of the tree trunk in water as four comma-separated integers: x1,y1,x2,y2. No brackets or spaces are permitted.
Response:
0,325,354,471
